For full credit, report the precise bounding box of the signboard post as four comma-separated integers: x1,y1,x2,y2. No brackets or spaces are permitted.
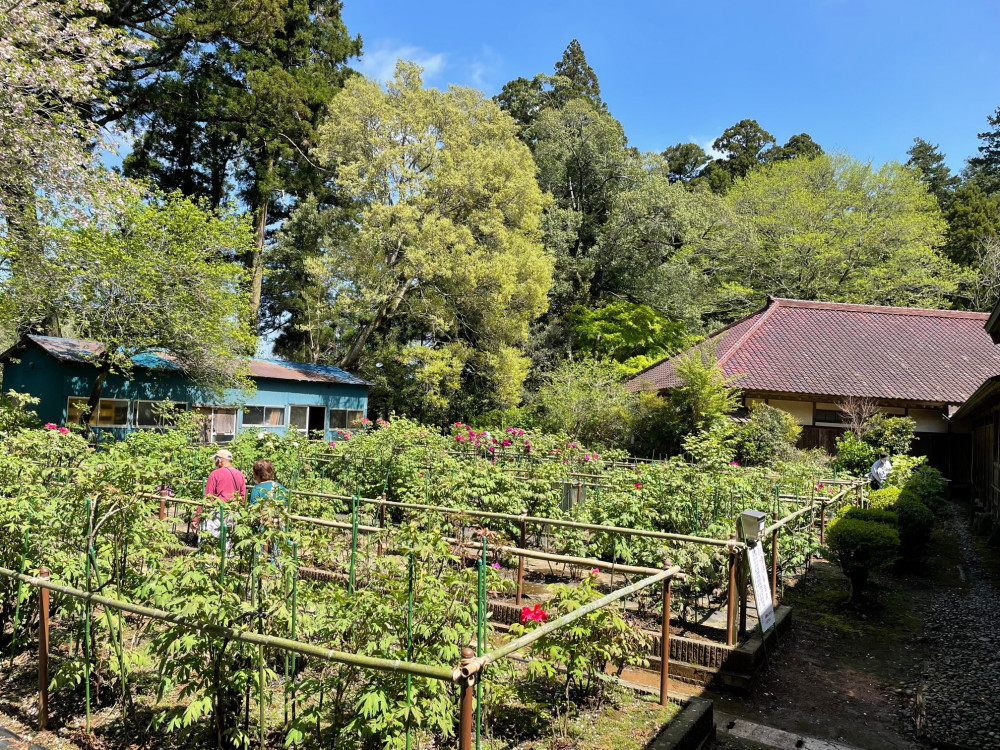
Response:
747,542,775,632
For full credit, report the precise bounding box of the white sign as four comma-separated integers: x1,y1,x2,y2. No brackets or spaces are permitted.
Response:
747,542,775,632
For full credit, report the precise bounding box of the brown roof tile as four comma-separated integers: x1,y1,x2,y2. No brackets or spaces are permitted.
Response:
629,298,996,405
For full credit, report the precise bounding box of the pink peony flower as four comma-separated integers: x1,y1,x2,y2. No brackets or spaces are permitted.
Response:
491,562,501,570
520,604,548,625
634,482,642,489
729,461,740,466
58,427,70,434
590,568,599,576
44,423,57,430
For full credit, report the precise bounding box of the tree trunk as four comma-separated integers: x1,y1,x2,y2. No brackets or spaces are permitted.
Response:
338,278,411,372
83,357,113,428
249,198,268,328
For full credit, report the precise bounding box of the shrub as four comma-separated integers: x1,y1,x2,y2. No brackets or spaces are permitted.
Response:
833,431,880,476
900,465,948,512
862,414,915,456
825,518,899,601
734,403,802,467
838,506,898,526
895,498,935,562
883,454,926,489
868,487,902,510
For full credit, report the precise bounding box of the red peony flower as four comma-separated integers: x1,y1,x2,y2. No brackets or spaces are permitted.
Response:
520,603,548,625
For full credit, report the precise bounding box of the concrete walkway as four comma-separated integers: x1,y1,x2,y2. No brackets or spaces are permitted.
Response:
716,712,867,750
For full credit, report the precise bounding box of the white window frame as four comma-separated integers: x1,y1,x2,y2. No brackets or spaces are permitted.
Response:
194,405,237,444
134,399,188,428
329,408,365,430
242,405,287,428
67,396,130,428
288,404,323,434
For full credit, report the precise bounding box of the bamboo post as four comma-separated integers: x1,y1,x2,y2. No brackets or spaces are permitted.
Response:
377,498,386,557
659,578,671,706
458,648,475,750
771,511,779,606
38,567,50,731
516,515,526,607
738,551,748,640
726,535,737,647
158,494,166,521
820,502,827,546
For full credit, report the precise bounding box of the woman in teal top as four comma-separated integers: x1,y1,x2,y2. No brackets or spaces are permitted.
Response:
249,459,287,507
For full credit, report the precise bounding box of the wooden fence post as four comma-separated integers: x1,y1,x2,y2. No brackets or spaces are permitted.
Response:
660,578,671,706
38,567,50,731
771,511,779,606
458,647,475,750
726,535,737,647
820,502,827,546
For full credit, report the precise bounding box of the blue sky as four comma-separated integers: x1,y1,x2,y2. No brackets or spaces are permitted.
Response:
343,0,999,171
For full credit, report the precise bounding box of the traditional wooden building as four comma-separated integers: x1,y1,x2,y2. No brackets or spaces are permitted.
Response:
951,305,1000,529
629,298,1000,478
0,335,370,443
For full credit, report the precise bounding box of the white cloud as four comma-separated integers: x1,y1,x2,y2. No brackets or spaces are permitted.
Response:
358,40,446,83
693,136,725,161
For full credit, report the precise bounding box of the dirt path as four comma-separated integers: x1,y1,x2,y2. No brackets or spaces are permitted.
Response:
701,506,987,750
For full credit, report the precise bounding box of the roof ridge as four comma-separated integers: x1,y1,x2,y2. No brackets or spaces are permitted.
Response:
770,298,988,319
717,299,779,369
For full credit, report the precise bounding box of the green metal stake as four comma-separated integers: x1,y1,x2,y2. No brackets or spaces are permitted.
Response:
219,503,228,584
89,546,129,719
8,502,32,667
405,544,414,750
291,542,298,725
84,539,92,733
349,494,358,594
476,536,486,750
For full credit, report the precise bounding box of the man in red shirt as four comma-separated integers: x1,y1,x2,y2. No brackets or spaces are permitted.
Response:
205,449,246,502
196,449,246,543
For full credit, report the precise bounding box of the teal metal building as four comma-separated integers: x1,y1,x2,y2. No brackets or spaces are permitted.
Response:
0,336,370,442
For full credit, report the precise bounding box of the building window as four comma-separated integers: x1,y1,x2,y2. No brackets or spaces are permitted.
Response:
814,409,846,425
243,406,286,427
329,409,364,430
135,400,188,428
67,397,129,427
194,406,237,443
290,405,327,434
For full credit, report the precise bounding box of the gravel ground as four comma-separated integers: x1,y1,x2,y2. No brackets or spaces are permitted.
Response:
913,504,1000,750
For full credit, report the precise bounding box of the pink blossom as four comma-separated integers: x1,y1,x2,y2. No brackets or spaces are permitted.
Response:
634,482,643,489
58,427,70,434
491,562,501,570
501,439,511,447
44,423,57,430
590,568,599,576
729,461,740,466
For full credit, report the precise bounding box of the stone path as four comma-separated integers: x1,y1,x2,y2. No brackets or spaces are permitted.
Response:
915,504,1000,749
715,711,867,750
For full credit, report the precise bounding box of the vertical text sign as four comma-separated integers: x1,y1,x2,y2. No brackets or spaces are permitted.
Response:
747,543,775,632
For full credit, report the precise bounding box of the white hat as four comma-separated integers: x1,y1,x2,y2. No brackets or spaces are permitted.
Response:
213,449,234,462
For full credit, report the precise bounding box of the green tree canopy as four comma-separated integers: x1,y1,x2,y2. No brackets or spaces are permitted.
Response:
567,302,691,375
530,358,633,446
1,189,256,420
660,143,711,182
943,182,1000,266
723,153,957,308
110,0,361,326
310,61,552,419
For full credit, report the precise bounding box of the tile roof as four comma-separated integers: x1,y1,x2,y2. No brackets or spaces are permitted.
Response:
20,336,370,387
628,298,998,405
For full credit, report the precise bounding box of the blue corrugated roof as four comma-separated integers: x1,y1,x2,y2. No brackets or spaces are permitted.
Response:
18,336,370,387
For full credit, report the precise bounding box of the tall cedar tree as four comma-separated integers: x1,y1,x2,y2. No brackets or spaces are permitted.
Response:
100,0,361,328
906,138,959,208
968,106,1000,196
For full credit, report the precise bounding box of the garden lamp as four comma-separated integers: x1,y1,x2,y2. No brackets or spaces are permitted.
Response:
739,509,767,545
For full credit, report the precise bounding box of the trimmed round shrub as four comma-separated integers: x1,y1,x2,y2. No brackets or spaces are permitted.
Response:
839,506,898,526
868,487,901,510
825,518,900,601
895,498,934,562
900,465,948,512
